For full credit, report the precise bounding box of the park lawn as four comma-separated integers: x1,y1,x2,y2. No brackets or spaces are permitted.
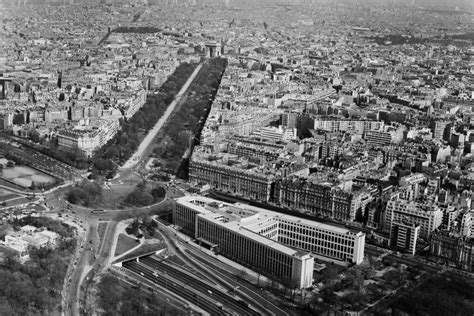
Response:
99,173,143,209
115,233,139,256
97,221,109,244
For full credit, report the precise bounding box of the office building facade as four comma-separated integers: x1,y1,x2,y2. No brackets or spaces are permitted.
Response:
173,196,366,287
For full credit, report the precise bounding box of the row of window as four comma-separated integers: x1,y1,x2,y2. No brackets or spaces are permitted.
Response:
281,237,349,259
279,230,355,247
197,218,294,281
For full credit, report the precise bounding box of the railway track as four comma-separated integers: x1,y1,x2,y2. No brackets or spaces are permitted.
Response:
139,255,259,316
123,260,227,316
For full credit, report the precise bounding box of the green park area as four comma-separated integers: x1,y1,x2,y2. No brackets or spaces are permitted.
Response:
66,179,166,209
307,256,424,314
391,273,474,315
0,216,76,315
97,273,186,316
114,234,138,257
90,62,198,178
150,57,227,178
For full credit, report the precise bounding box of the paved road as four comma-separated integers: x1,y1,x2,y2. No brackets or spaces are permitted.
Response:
64,221,96,315
61,60,205,314
121,62,204,170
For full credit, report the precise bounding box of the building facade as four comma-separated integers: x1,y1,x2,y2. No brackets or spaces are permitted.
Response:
429,231,474,272
189,159,274,202
384,198,443,239
390,222,420,255
173,195,366,288
273,178,358,222
57,118,119,157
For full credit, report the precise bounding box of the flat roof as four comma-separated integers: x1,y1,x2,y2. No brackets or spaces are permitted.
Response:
176,195,364,240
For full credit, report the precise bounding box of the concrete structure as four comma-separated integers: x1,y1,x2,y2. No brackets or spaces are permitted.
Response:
430,120,451,141
384,198,443,239
173,195,365,288
390,222,420,255
364,130,392,146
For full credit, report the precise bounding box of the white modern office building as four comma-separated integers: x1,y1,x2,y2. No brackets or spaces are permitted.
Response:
173,195,365,288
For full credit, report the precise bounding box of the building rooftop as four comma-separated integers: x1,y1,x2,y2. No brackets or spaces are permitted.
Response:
178,195,364,240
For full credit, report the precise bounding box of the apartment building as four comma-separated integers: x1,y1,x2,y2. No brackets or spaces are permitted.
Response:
390,222,420,255
189,153,274,202
429,231,474,272
57,118,119,157
273,178,369,222
384,198,443,239
313,118,384,135
364,130,392,146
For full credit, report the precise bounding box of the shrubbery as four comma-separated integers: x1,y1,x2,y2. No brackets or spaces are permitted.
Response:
125,216,159,238
123,181,166,207
0,218,76,315
66,182,102,206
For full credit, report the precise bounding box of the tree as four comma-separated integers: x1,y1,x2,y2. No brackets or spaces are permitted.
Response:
98,274,122,314
125,219,140,236
12,114,24,125
29,130,40,143
151,186,166,201
322,264,338,285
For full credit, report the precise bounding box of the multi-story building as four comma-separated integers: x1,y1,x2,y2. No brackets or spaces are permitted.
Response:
57,118,120,157
120,89,147,119
429,231,474,272
364,130,392,146
430,120,451,141
384,198,443,239
174,195,313,288
0,112,13,130
282,111,315,137
313,118,384,135
173,195,366,287
273,178,372,222
390,222,420,255
227,141,280,163
189,152,275,202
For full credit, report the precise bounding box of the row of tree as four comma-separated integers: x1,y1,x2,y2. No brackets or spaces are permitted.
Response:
91,62,198,177
152,57,228,176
